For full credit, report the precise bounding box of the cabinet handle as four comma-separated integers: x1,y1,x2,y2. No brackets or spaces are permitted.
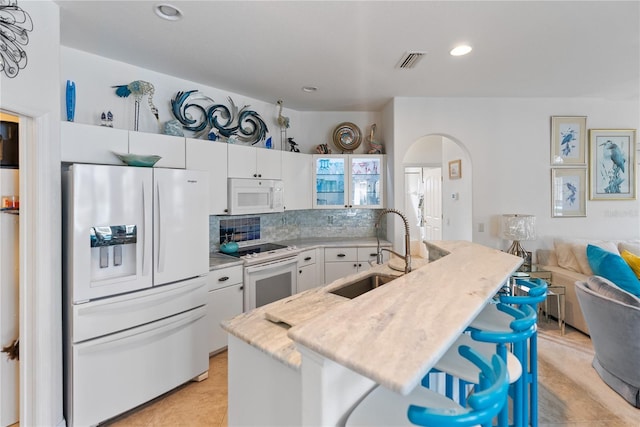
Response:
337,253,346,258
253,173,258,178
304,256,312,261
258,174,262,178
353,263,358,267
358,263,362,267
218,276,229,282
369,253,377,257
344,205,348,208
239,286,244,291
299,270,302,274
224,208,228,213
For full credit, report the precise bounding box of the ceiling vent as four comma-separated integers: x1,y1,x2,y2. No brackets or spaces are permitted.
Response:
396,51,426,69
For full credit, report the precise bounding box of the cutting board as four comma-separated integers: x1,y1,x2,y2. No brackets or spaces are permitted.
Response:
264,291,347,327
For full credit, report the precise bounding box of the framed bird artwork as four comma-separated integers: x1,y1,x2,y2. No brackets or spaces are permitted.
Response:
589,129,636,200
551,168,587,217
551,116,587,165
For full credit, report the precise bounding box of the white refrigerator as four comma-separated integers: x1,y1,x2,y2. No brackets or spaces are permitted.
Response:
62,164,209,427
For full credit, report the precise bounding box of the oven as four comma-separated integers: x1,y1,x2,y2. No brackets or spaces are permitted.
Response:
244,256,298,310
224,242,298,310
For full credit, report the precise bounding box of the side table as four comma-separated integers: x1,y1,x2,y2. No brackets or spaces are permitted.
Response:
512,266,565,335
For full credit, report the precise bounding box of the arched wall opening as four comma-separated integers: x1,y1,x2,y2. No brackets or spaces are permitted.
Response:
401,134,473,242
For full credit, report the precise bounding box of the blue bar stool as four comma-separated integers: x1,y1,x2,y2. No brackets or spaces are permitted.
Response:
346,345,509,427
430,303,537,427
471,278,548,427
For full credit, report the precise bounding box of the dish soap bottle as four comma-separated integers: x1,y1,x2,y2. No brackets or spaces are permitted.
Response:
220,234,239,254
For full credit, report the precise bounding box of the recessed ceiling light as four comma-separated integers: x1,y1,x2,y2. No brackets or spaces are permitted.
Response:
154,4,183,21
302,86,318,93
450,45,472,56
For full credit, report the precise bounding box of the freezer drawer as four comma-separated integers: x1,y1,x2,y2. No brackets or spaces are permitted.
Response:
65,305,208,427
71,276,206,343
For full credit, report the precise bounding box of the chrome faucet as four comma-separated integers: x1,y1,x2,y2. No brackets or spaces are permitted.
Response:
375,208,411,274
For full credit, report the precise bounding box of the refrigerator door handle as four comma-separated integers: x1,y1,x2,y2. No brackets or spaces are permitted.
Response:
156,180,165,273
142,180,149,276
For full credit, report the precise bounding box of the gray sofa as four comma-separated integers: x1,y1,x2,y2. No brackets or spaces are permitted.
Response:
575,276,640,407
536,239,640,335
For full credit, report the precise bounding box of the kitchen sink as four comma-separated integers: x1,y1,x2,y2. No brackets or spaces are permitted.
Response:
329,273,398,299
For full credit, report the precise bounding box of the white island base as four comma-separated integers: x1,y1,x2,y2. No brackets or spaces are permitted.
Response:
224,241,522,427
228,335,376,426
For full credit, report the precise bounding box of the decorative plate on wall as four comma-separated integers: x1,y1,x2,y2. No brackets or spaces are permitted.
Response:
332,122,362,152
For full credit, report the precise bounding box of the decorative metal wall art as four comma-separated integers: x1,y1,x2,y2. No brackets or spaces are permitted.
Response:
112,80,159,131
0,0,33,78
171,90,268,145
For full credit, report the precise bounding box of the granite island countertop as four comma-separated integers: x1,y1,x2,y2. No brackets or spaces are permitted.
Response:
222,240,521,394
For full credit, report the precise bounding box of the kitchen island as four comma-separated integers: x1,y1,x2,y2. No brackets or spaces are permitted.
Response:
222,240,521,426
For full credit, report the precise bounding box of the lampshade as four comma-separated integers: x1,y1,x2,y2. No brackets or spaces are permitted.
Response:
500,214,536,242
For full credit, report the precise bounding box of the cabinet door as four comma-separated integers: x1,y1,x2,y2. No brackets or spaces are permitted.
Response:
207,283,244,354
257,149,282,180
297,263,319,293
186,139,228,215
282,151,312,210
324,262,359,284
313,155,346,208
349,155,383,208
227,144,256,178
129,131,186,169
61,122,128,165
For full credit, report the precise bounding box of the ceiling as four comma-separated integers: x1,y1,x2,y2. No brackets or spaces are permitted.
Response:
55,1,640,112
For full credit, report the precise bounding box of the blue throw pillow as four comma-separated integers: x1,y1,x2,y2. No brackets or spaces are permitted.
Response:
586,244,640,297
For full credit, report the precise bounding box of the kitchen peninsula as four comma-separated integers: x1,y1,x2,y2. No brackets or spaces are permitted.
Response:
222,241,522,426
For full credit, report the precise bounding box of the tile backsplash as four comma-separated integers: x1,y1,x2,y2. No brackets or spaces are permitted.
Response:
210,209,384,253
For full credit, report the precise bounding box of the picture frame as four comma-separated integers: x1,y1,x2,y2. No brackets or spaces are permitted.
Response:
551,116,587,165
551,168,587,217
589,129,636,200
448,159,461,180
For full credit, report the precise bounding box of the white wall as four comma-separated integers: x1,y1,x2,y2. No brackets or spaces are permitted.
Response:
389,97,640,256
299,111,382,154
0,1,63,425
62,47,383,156
442,138,472,241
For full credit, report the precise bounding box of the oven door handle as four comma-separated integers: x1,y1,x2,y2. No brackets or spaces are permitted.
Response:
245,257,298,274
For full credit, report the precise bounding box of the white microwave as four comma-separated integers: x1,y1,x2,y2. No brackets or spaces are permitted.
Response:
228,178,284,215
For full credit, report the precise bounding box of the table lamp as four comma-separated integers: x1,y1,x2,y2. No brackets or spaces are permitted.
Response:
501,214,536,268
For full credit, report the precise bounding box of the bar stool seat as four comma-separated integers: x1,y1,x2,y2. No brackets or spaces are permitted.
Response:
433,333,523,385
346,345,508,427
469,278,548,427
429,303,537,427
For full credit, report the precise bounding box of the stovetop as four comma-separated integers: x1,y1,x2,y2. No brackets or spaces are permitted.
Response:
227,243,287,258
225,242,298,264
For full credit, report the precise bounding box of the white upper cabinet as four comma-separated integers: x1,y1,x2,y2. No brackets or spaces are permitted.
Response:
61,122,128,165
282,151,312,211
186,138,228,215
313,154,384,209
128,131,185,169
61,122,186,168
227,144,282,179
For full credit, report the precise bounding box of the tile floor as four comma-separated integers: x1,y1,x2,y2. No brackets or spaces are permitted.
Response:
104,320,639,426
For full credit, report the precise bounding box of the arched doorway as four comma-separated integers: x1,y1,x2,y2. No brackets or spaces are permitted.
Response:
402,134,473,241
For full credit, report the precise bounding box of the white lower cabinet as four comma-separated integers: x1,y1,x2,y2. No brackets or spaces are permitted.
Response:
296,249,320,293
324,247,385,284
207,265,244,354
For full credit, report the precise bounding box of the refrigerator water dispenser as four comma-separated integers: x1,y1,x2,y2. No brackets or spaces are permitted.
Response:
89,225,137,282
